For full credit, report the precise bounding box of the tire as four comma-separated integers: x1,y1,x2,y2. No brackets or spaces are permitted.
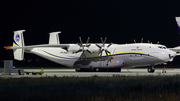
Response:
95,68,100,72
147,67,155,73
32,73,36,75
75,68,81,72
90,67,94,72
119,68,121,72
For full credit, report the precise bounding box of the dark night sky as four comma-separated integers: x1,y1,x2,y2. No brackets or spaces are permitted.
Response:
1,1,180,61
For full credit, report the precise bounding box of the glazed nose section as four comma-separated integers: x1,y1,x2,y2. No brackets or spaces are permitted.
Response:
169,51,176,59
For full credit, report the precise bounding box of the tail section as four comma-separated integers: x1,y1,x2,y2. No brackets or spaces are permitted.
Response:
13,30,25,60
49,31,61,44
175,17,180,34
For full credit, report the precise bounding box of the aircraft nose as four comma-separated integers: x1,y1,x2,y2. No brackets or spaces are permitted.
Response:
169,51,176,59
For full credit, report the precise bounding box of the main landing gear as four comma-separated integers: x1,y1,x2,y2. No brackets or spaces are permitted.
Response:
75,67,122,72
147,66,155,73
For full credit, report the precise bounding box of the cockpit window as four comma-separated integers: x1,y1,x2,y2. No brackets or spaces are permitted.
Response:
158,46,162,49
163,47,166,49
158,46,166,49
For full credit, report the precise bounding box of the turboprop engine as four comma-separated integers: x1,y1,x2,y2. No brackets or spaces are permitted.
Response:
67,44,99,53
67,44,80,52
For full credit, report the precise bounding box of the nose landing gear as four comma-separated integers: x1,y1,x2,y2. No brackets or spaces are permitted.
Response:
147,66,155,73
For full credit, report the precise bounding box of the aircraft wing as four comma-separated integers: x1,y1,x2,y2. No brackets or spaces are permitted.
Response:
169,46,180,56
5,44,70,49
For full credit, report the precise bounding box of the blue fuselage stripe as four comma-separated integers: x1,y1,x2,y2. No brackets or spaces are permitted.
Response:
43,50,155,60
13,39,19,46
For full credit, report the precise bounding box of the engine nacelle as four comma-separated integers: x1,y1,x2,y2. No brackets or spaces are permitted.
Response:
88,44,99,52
67,44,99,53
67,44,80,52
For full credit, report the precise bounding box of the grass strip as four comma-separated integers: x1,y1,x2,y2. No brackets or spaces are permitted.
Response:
0,75,180,101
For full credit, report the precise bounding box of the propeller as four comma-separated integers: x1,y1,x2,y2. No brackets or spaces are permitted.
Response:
76,37,92,60
141,38,143,43
96,37,112,60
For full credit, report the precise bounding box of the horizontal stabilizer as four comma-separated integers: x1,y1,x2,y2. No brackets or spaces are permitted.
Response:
169,46,180,52
5,44,70,49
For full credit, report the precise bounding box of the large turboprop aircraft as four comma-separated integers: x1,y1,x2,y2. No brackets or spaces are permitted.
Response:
4,17,180,73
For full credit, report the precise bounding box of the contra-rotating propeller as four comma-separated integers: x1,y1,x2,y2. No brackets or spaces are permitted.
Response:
96,37,113,60
76,37,92,60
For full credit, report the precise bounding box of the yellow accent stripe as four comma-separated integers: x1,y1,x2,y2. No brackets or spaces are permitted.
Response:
86,51,155,58
13,42,18,47
116,51,154,56
47,54,58,58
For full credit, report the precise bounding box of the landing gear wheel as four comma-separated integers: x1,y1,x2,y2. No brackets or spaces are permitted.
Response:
119,68,121,72
115,68,119,72
95,68,100,72
147,67,155,73
114,68,121,72
90,66,94,72
75,68,82,72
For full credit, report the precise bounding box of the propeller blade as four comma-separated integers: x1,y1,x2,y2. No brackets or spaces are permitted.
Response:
141,38,143,43
96,44,101,48
99,51,103,60
100,37,103,43
106,50,111,54
98,49,104,55
86,37,90,46
87,44,91,47
87,50,92,54
105,50,109,59
76,49,82,53
82,50,86,59
77,43,82,47
79,37,83,45
104,37,107,44
107,42,112,47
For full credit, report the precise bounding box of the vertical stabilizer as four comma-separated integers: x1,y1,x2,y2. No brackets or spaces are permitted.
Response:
175,17,180,34
13,30,25,60
49,31,61,44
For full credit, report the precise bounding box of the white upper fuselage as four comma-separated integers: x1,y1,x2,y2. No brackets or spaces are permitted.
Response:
26,43,176,68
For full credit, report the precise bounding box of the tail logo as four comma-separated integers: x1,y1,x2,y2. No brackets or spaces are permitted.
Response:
16,34,20,42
